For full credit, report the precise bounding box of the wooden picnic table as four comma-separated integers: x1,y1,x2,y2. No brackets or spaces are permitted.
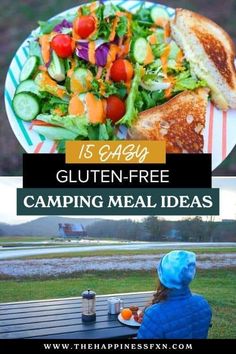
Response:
0,291,153,339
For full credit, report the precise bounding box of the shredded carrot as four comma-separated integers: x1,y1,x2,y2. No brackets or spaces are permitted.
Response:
148,33,157,45
98,80,106,96
39,34,51,65
96,66,103,80
125,81,132,93
52,108,64,116
176,50,184,69
143,43,154,65
88,41,96,65
164,76,176,98
106,44,119,68
164,22,171,40
89,2,97,12
119,39,130,58
116,11,126,17
38,65,47,72
109,16,120,42
161,44,171,75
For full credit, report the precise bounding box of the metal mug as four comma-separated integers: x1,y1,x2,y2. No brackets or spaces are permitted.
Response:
107,297,124,314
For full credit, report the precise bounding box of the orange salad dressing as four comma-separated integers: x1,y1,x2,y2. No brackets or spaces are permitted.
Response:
143,43,154,65
106,44,119,68
67,58,77,78
68,95,85,115
164,76,176,98
148,34,157,45
161,44,170,75
70,75,85,93
176,50,184,69
52,108,64,116
40,72,65,98
39,34,52,64
109,17,120,42
86,93,106,124
88,41,96,64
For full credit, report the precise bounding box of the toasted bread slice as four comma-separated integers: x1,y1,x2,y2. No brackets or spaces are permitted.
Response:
128,88,209,153
171,8,236,110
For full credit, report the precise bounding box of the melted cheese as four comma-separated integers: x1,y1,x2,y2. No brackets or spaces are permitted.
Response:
172,26,228,108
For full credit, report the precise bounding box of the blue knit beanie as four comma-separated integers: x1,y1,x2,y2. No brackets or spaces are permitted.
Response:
157,250,196,289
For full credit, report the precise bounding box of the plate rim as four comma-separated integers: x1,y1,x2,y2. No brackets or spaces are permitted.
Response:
118,312,142,327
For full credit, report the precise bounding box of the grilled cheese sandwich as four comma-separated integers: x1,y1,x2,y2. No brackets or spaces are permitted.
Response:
171,9,236,110
128,88,209,153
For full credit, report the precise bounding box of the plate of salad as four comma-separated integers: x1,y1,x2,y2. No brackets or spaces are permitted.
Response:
4,0,236,169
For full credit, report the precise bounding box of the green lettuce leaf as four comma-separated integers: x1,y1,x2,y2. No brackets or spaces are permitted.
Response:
88,120,118,141
117,64,142,127
36,115,118,141
174,71,207,92
133,3,152,22
116,17,128,38
38,19,62,34
103,3,119,18
29,40,43,64
36,114,89,137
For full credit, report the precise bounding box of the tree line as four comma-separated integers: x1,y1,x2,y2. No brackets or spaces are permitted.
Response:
86,217,236,242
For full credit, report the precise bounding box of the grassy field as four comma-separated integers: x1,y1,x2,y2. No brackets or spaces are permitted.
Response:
15,247,236,260
0,269,235,339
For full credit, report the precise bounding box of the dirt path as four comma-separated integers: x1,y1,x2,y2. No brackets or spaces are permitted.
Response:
0,253,235,278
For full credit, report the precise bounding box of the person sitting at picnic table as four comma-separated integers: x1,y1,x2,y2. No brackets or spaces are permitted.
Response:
137,250,212,339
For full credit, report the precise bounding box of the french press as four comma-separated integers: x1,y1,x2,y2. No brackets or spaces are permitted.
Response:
81,289,96,322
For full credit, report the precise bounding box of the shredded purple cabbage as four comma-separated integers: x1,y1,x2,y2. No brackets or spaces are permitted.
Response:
76,42,89,61
95,43,110,67
76,42,111,67
53,19,73,33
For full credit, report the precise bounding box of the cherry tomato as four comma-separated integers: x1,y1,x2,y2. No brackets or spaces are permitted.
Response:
31,120,54,127
51,34,73,58
106,95,126,122
74,16,96,38
110,59,134,82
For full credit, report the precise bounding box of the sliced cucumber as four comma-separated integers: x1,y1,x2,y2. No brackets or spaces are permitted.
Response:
169,41,181,60
48,51,65,82
32,125,78,140
156,28,165,42
15,79,41,97
151,7,170,23
13,92,40,121
20,56,38,82
70,68,93,94
133,38,149,64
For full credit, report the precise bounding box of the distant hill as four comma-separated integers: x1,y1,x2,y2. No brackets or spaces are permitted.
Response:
0,217,100,237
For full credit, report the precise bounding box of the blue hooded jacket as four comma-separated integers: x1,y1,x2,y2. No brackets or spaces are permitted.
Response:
137,251,212,339
137,287,212,339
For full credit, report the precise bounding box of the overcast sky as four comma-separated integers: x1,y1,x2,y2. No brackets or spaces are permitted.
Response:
0,177,235,224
